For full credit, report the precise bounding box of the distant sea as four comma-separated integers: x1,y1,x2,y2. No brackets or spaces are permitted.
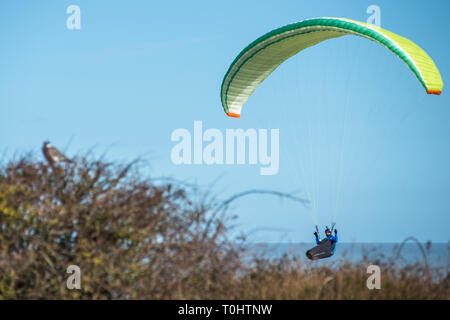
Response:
244,242,449,269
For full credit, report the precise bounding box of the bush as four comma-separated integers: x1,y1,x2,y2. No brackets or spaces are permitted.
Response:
0,155,242,299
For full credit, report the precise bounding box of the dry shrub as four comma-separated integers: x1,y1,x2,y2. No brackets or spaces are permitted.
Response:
0,154,242,299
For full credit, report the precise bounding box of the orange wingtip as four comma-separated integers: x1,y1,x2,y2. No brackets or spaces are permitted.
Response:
226,112,241,118
427,90,441,95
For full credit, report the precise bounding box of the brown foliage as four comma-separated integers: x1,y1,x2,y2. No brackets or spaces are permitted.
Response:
0,155,241,299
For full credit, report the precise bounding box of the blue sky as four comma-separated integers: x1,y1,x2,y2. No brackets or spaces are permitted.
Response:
1,0,449,242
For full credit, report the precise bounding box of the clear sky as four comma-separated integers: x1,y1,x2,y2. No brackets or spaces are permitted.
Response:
1,0,449,242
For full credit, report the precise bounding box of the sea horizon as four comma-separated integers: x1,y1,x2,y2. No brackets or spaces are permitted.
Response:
242,242,449,269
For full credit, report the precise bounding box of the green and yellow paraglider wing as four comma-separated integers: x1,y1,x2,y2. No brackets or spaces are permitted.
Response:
221,17,443,118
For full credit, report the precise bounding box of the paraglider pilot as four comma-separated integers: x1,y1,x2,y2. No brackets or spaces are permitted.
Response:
314,227,338,254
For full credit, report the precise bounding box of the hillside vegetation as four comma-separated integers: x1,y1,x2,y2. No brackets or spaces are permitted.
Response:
0,155,447,299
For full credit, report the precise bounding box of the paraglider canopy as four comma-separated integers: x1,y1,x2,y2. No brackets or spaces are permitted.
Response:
221,17,443,118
